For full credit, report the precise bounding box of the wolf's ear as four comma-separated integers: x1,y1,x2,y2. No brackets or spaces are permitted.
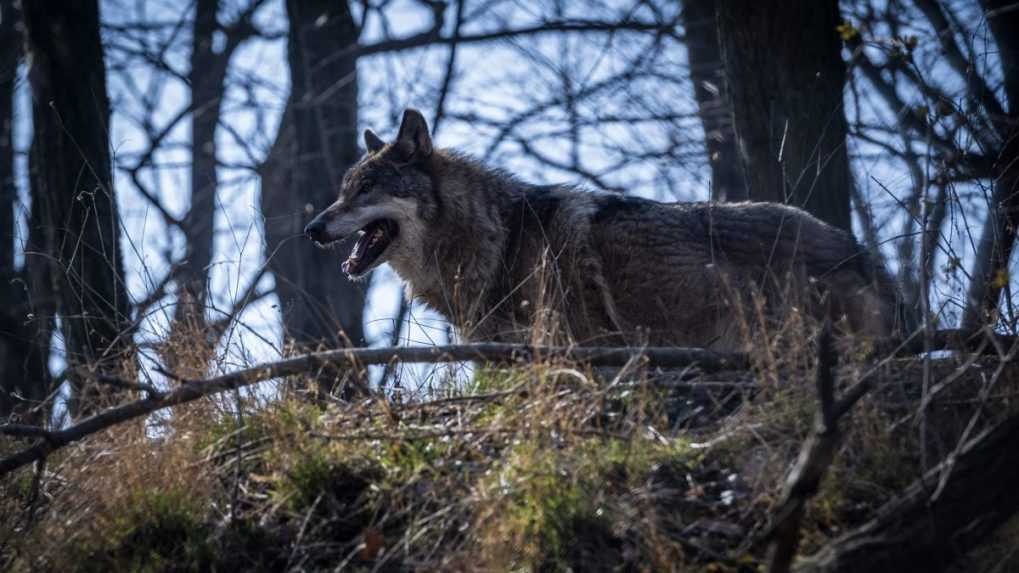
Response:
395,108,432,161
364,129,385,153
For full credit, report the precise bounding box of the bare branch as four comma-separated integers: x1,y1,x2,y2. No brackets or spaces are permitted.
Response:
0,424,56,442
0,343,745,478
430,0,465,135
312,17,680,75
913,0,1007,138
765,324,845,573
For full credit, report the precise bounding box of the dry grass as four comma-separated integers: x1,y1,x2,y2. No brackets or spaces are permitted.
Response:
2,296,1018,572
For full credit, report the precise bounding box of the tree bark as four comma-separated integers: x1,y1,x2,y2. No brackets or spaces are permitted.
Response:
21,0,134,415
261,0,366,397
682,0,746,202
168,0,265,375
717,0,853,231
0,0,20,388
0,0,15,275
173,0,226,341
962,0,1019,330
0,0,50,420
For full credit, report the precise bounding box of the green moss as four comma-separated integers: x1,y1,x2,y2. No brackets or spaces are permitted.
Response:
72,487,214,573
282,446,340,510
5,471,38,502
377,438,441,479
269,410,442,511
479,435,695,569
468,366,526,394
491,442,598,567
273,441,379,514
67,490,287,572
192,404,276,462
273,398,327,433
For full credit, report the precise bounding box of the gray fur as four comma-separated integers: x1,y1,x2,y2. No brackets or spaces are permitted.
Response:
306,109,898,349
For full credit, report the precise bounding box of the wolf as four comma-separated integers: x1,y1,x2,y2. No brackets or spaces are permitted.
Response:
304,109,898,350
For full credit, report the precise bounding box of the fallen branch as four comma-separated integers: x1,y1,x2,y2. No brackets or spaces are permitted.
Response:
0,425,57,442
765,324,859,573
758,317,975,571
1,330,1010,480
0,343,745,478
796,411,1019,573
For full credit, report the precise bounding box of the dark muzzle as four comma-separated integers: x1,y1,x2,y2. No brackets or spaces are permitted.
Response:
304,215,329,244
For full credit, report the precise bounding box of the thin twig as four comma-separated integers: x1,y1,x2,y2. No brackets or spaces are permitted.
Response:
95,373,164,398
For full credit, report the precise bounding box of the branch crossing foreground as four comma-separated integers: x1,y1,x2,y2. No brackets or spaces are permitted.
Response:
0,343,744,477
0,330,1010,478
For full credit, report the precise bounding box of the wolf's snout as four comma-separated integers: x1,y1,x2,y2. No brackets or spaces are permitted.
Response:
304,216,329,243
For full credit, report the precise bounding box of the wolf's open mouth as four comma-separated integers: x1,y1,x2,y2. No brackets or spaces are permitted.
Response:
342,219,399,277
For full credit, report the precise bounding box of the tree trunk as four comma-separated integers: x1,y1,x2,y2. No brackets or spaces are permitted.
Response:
0,0,50,420
261,0,366,397
682,0,746,202
717,0,852,231
962,0,1019,330
21,0,134,416
172,0,226,349
0,0,15,276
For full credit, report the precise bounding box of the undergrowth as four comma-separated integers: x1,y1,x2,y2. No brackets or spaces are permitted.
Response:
2,310,1018,572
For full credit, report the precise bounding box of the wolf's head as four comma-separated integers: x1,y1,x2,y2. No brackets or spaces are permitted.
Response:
304,109,437,280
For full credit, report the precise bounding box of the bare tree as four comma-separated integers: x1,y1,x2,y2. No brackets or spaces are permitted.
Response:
0,0,15,278
0,0,50,420
717,0,853,231
260,0,366,396
21,0,134,415
839,0,1018,330
961,0,1019,330
172,0,268,346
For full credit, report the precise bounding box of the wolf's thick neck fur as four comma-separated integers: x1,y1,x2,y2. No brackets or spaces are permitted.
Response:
390,149,590,337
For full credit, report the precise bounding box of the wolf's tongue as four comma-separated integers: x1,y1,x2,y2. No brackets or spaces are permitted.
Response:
342,219,397,277
342,231,372,274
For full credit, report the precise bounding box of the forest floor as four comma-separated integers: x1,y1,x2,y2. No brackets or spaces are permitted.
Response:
2,323,1019,572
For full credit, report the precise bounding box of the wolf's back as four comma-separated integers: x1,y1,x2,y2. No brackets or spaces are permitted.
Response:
584,196,897,347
